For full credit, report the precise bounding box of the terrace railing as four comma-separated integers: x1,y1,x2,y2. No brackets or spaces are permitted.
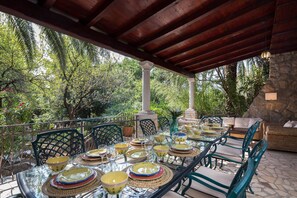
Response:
0,113,137,191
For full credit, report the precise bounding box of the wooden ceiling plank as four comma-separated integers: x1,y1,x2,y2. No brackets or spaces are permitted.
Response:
114,0,176,37
272,18,297,34
166,19,273,63
270,45,297,54
151,0,275,55
0,0,194,77
191,50,263,73
84,0,115,27
38,0,56,8
177,31,271,67
135,0,228,47
185,41,268,70
44,0,56,8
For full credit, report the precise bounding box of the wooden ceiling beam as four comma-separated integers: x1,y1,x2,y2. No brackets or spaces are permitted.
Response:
0,0,194,77
83,0,115,27
191,50,263,73
38,0,56,8
185,41,268,70
114,0,176,37
150,0,275,54
135,0,228,47
177,31,271,67
166,19,273,63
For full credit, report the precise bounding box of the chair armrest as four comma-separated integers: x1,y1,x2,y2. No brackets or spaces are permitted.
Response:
182,172,229,196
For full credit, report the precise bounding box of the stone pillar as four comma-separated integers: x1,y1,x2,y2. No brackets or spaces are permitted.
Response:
135,61,157,137
185,78,197,119
140,61,154,113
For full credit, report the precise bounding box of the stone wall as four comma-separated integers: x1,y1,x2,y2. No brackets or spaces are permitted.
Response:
244,51,297,123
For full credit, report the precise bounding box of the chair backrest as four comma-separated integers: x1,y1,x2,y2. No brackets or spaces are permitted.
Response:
139,119,157,136
91,124,123,147
32,129,85,166
227,158,255,198
241,121,260,154
200,116,223,126
158,117,170,131
249,139,268,170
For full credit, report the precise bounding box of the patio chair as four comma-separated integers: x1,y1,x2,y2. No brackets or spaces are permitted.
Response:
139,119,157,136
211,121,260,166
222,121,260,149
182,139,267,197
200,116,223,126
182,158,255,197
91,124,123,147
158,116,170,131
32,128,85,166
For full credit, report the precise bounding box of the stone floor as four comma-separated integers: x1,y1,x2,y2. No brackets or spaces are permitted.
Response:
219,150,297,198
247,150,297,198
1,150,297,198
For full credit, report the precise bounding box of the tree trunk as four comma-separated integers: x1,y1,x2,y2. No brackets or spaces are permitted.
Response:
225,63,237,115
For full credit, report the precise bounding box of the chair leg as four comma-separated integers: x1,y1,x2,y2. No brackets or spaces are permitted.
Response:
220,159,224,168
248,185,254,194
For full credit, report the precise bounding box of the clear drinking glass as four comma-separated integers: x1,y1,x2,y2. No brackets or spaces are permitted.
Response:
107,146,118,172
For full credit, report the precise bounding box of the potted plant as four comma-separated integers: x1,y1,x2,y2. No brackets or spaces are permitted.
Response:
122,120,134,137
168,108,183,137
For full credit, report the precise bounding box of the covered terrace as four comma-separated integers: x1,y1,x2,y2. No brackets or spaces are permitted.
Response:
0,0,297,197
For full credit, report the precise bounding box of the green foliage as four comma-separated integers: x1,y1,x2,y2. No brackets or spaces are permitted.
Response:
0,13,269,125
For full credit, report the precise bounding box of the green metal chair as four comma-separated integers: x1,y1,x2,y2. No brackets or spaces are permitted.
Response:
200,116,223,126
222,121,261,149
158,116,170,131
32,128,85,166
184,139,267,196
91,124,123,147
182,158,255,198
211,121,260,166
139,119,157,136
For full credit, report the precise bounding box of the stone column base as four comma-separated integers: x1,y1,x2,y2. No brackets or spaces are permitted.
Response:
135,112,158,137
185,108,197,119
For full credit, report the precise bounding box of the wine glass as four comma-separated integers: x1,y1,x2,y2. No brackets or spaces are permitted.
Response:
97,144,107,170
106,146,118,172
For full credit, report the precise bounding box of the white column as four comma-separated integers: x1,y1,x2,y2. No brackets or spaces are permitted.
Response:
185,77,197,119
136,61,157,137
188,78,195,109
140,61,154,113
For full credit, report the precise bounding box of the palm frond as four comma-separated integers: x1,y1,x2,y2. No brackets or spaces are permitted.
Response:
42,28,66,71
7,15,36,66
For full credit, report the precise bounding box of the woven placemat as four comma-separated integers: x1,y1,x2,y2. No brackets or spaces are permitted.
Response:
124,164,173,189
168,148,200,158
188,135,214,141
42,169,103,197
74,155,109,166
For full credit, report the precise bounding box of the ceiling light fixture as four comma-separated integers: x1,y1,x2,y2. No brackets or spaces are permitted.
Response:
261,50,271,59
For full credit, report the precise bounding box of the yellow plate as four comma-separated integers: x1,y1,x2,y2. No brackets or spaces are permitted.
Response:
130,162,160,176
56,167,94,184
132,138,146,144
86,148,107,157
203,129,217,133
126,149,147,159
171,144,193,151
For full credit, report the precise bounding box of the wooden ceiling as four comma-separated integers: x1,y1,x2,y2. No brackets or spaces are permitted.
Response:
0,0,297,77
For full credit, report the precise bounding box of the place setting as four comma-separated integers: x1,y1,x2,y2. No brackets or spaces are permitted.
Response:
168,143,200,158
130,137,153,147
42,156,104,197
73,147,110,166
123,161,173,189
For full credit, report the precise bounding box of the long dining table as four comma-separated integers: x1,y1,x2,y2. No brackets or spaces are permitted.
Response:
17,128,228,198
